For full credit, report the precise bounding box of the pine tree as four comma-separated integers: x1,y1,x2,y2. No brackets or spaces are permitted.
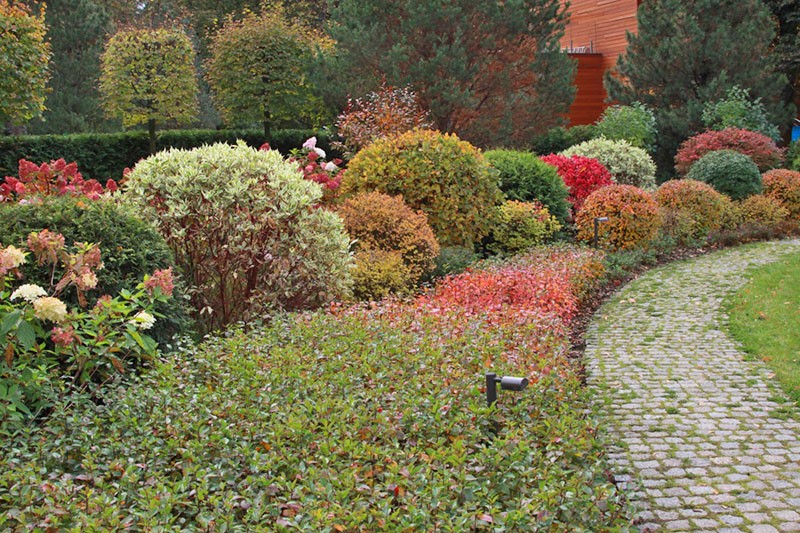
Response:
762,0,800,139
327,0,575,147
605,0,791,178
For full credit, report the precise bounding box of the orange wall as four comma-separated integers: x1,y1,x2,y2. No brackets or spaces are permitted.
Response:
568,53,606,125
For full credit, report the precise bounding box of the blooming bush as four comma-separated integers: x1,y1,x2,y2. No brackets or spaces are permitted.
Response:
654,179,725,245
287,137,345,205
122,142,352,333
337,192,440,300
342,129,502,247
333,84,432,159
594,102,657,153
686,149,762,200
576,185,662,251
739,194,789,227
487,200,561,256
1,237,172,431
561,137,657,189
540,154,613,213
484,149,570,224
762,169,800,220
675,128,783,175
0,158,117,202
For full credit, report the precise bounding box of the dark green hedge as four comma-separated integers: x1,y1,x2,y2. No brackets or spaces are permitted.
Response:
0,128,333,180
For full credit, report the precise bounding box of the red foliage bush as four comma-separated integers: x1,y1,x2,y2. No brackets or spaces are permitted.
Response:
675,128,784,175
1,159,116,202
576,185,662,251
540,154,613,212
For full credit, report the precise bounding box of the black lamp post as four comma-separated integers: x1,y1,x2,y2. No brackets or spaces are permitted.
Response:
593,217,609,248
485,373,529,407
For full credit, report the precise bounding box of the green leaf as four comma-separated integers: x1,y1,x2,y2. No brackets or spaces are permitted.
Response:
0,310,22,338
15,320,37,352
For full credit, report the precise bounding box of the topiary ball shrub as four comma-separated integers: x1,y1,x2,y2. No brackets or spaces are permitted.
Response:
594,102,657,153
575,185,662,251
540,154,613,213
0,196,192,345
686,149,763,201
560,137,656,189
739,194,790,227
654,179,725,244
484,149,570,224
337,191,440,300
487,200,561,256
341,129,502,247
122,142,353,333
675,128,783,176
762,169,800,220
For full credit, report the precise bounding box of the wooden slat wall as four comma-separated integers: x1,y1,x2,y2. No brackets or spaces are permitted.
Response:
568,53,606,125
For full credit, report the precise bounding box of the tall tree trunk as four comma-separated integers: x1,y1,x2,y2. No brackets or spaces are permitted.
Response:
148,118,157,155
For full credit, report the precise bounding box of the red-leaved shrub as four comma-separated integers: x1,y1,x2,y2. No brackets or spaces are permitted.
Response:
576,185,662,251
762,169,800,219
540,154,613,213
675,128,784,175
1,159,117,202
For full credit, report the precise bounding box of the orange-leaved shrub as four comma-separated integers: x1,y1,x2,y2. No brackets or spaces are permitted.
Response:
576,184,662,251
337,191,439,300
488,200,561,255
675,128,783,175
739,194,789,227
654,179,725,244
762,169,800,219
341,129,502,247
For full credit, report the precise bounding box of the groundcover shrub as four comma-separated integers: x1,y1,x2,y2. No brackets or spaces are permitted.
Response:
687,149,762,201
0,246,629,531
561,137,657,189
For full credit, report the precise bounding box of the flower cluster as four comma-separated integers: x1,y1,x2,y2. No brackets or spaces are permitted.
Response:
0,158,117,202
288,137,345,205
144,267,175,297
0,245,26,276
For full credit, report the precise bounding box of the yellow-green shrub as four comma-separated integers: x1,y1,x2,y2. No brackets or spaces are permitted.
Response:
576,184,662,251
488,200,561,255
718,194,744,231
654,179,725,244
762,169,800,220
341,129,502,247
337,191,440,299
739,194,789,226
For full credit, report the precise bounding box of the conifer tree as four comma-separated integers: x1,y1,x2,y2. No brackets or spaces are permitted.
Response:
605,0,790,178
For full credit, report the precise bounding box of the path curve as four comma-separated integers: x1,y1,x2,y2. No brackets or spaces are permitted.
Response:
586,239,800,532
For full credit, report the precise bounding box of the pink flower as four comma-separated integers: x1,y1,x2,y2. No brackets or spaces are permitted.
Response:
302,137,317,150
51,326,77,347
144,267,175,297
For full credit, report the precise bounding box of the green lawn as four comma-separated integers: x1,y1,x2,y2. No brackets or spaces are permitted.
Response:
726,251,800,403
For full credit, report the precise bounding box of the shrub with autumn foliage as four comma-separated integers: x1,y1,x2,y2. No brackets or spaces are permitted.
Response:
484,149,570,225
560,137,657,189
686,150,762,200
654,179,725,245
540,154,614,213
739,194,789,227
342,129,502,247
487,200,561,256
1,158,117,202
337,192,439,300
576,185,662,251
333,84,432,159
674,128,783,176
122,142,353,333
762,169,800,220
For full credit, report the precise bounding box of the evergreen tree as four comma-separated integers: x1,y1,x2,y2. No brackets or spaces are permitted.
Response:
328,0,575,147
762,0,800,138
605,0,791,179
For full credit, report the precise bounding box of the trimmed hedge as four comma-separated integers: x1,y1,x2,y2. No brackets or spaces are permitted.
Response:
0,129,332,180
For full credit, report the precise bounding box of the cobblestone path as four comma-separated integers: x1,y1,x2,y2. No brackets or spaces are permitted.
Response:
585,240,800,532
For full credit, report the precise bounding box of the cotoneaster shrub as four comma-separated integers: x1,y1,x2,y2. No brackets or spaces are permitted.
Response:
654,179,725,245
487,200,561,256
122,142,352,332
337,192,439,299
540,154,613,213
675,128,783,176
341,129,502,247
576,185,662,251
739,194,790,227
762,169,800,219
686,149,763,201
561,137,656,189
484,149,570,225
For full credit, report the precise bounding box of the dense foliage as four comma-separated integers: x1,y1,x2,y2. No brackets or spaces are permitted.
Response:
484,149,570,225
0,1,51,126
529,125,596,155
540,154,614,213
328,0,575,146
654,179,725,245
739,194,790,226
701,86,781,141
674,128,784,176
686,150,763,201
575,185,662,251
594,103,657,153
487,200,561,255
342,129,502,247
561,138,656,189
122,142,352,332
337,192,440,300
762,169,800,219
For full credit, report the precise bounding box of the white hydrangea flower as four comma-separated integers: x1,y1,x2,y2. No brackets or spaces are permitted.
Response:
10,284,48,303
129,311,156,330
1,245,26,269
33,297,68,323
313,147,326,159
323,161,338,172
